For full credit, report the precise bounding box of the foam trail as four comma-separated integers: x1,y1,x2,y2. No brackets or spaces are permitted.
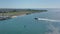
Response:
38,18,60,22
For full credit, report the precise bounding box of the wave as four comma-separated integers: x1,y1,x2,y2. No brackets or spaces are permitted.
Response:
37,18,60,22
46,22,60,34
46,24,60,34
36,18,60,34
34,18,60,34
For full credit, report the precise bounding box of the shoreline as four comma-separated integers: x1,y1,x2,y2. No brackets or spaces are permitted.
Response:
0,11,47,20
11,14,25,18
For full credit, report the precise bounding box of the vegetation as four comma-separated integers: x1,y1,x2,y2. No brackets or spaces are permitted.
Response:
0,9,47,16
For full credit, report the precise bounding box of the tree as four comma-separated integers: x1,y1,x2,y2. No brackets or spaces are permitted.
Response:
13,10,16,12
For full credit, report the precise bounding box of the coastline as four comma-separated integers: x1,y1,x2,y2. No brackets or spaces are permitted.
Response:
11,14,26,18
0,9,47,20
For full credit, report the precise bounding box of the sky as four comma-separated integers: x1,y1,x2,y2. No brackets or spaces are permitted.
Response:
0,0,60,8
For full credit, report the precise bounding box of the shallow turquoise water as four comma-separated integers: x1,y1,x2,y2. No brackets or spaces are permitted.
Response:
0,9,60,34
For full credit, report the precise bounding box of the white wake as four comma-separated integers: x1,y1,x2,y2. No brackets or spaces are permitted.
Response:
37,18,60,22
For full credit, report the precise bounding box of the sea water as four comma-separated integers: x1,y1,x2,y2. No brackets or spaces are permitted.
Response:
0,8,60,34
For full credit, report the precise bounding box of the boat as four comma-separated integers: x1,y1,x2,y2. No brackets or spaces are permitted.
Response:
34,18,38,20
0,11,11,20
34,18,57,22
34,18,49,20
0,16,11,20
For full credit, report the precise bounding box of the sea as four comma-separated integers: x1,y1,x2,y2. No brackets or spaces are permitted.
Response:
0,8,60,34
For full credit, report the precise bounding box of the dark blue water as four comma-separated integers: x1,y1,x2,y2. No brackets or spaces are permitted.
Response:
0,9,60,34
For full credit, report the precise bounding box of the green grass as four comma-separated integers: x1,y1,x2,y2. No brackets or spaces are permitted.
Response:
0,10,47,16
